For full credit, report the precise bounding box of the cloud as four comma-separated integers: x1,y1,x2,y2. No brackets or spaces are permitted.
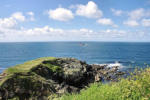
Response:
128,8,145,20
127,8,150,20
97,18,117,27
11,12,25,22
123,8,150,27
0,25,95,41
27,12,35,21
75,1,103,18
123,20,139,27
141,19,150,27
111,8,123,16
97,18,113,25
48,8,74,21
0,12,28,29
0,10,149,42
24,26,64,36
0,17,17,28
27,12,34,16
0,23,149,42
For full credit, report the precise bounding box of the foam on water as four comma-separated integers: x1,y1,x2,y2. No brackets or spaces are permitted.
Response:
107,61,124,68
94,61,124,69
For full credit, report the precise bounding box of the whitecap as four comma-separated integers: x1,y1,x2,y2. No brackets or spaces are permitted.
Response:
92,61,124,69
107,61,124,68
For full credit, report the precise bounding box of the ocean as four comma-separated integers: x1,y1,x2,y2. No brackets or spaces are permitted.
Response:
0,42,150,73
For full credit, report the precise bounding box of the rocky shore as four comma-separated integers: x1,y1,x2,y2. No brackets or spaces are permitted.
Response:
0,57,125,100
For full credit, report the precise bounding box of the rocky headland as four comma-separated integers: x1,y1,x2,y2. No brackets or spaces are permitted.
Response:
0,57,125,100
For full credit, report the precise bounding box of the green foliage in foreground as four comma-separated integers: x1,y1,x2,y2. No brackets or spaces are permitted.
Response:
60,68,150,100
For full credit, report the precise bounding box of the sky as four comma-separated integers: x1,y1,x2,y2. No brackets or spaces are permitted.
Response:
0,0,150,42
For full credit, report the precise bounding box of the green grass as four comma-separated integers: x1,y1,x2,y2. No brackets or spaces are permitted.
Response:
4,57,56,74
42,63,63,73
59,68,150,100
0,57,57,85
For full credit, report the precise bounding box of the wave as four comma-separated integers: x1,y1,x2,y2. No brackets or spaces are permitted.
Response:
107,61,124,68
94,61,124,69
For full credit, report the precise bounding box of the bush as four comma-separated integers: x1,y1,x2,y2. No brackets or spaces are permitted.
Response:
60,68,150,100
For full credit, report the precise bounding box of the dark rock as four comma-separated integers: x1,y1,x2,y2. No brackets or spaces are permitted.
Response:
0,73,56,100
42,58,94,87
0,57,125,99
116,71,126,75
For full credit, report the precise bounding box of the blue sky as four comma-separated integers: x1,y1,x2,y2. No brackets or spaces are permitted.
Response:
0,0,150,42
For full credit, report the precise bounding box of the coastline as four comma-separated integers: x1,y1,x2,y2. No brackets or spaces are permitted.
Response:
0,57,125,100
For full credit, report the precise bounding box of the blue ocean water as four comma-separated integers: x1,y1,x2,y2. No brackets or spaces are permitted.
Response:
0,42,150,73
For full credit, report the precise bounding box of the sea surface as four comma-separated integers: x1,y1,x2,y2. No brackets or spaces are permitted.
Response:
0,42,150,73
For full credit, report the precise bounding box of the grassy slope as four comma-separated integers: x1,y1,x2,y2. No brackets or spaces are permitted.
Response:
60,68,150,100
0,57,57,86
4,57,56,74
0,57,67,100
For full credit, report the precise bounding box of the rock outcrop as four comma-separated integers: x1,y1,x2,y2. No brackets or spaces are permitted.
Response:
0,57,125,100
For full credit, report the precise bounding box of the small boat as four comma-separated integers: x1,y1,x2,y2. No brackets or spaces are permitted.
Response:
79,42,88,47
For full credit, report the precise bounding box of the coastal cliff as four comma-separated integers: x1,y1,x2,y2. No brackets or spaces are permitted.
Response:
0,57,124,100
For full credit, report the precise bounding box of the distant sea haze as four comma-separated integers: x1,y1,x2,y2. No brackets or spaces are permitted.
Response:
0,42,150,73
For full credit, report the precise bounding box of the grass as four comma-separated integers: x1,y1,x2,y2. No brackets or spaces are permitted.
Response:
0,57,61,100
0,57,57,85
59,68,150,100
42,63,63,73
4,57,56,74
1,57,150,100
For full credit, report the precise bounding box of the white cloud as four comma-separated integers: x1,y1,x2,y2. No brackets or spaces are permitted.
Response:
123,8,150,27
141,19,150,27
97,18,117,27
127,8,150,20
76,1,103,18
48,8,74,21
27,12,34,16
24,26,64,36
0,12,27,29
0,24,149,41
97,18,113,25
123,20,139,27
11,12,25,22
0,17,17,28
0,11,149,42
111,8,123,16
27,12,35,21
128,8,145,20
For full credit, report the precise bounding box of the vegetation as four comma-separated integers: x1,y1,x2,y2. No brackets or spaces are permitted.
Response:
60,68,150,100
42,63,63,73
1,57,150,100
0,57,62,99
0,57,62,86
4,57,56,74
